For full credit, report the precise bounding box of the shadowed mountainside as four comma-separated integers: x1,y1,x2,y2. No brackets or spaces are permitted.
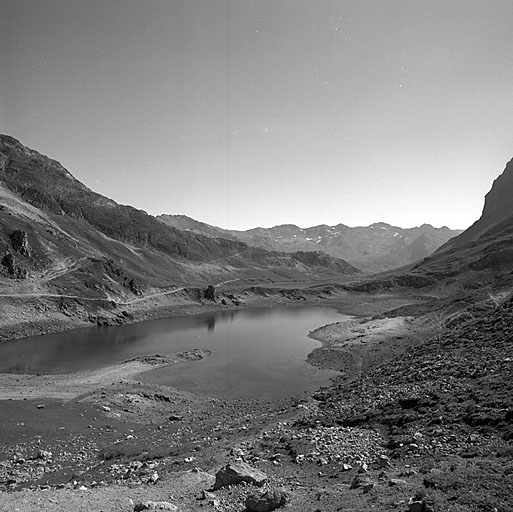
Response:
158,214,462,273
0,134,247,262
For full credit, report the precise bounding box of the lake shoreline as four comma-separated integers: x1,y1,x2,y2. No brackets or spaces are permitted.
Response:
0,284,416,344
0,288,418,403
0,288,437,512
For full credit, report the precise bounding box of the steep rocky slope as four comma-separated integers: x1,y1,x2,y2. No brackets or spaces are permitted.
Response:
158,215,461,273
0,134,359,294
346,156,513,298
440,157,513,251
0,135,247,262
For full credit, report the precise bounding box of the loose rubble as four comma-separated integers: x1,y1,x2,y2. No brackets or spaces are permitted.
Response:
0,294,512,511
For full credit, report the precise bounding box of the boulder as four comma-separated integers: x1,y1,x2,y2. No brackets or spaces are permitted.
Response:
408,500,425,512
213,462,267,489
245,488,288,511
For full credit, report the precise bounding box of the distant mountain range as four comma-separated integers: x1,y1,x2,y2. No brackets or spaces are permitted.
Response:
157,215,462,273
2,132,511,312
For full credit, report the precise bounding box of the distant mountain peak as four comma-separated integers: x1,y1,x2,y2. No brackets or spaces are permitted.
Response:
158,214,462,273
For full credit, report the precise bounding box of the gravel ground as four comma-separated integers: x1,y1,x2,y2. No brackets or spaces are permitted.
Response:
1,292,511,511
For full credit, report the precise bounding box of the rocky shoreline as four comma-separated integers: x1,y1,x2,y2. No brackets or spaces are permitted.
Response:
0,289,511,511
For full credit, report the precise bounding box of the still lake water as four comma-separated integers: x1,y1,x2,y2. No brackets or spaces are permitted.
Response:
0,306,346,399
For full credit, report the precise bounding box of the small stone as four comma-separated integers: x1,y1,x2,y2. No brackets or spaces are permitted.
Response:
389,479,407,486
147,471,159,484
341,463,353,471
199,490,216,501
37,404,45,409
377,455,391,468
36,449,52,460
230,447,245,458
101,405,111,412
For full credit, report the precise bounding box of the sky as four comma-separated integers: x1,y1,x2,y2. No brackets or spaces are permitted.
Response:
1,0,512,231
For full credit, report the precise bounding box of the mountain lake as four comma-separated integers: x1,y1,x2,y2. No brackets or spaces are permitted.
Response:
0,306,347,400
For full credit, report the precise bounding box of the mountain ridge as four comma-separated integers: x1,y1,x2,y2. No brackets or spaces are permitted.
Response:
158,214,462,273
438,157,513,252
0,134,359,297
346,154,513,295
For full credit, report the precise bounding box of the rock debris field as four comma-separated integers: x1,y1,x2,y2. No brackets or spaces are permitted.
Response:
0,294,512,511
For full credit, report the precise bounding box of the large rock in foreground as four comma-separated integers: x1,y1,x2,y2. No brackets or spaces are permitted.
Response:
213,462,267,490
245,489,288,511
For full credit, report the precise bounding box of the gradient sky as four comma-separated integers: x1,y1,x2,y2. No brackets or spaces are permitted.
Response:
1,0,512,231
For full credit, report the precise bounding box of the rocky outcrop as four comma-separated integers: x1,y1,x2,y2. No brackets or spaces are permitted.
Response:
204,285,216,301
245,489,288,511
9,230,30,256
213,462,267,490
1,252,27,279
0,134,247,262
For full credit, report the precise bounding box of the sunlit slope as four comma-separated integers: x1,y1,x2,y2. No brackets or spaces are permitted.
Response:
0,135,359,302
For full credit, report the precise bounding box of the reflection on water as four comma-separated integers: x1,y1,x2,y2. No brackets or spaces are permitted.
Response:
0,306,346,399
